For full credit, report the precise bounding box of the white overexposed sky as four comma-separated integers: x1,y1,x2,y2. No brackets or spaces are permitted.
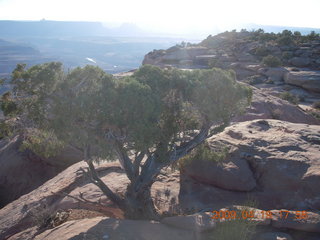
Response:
0,0,319,34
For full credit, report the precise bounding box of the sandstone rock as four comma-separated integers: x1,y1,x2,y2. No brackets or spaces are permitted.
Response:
259,67,289,82
290,57,311,67
0,160,181,239
257,232,293,240
31,217,194,240
0,161,122,239
232,87,319,125
0,136,81,208
161,212,215,232
271,210,320,233
284,70,320,93
180,120,320,211
181,154,256,191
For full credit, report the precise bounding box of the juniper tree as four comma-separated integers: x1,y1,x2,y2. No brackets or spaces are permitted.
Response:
7,63,252,219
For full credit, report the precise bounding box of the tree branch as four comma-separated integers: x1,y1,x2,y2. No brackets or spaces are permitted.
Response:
133,151,145,178
86,160,125,209
113,141,135,181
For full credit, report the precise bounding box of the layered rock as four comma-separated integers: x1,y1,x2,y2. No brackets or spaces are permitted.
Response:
284,70,320,93
143,32,320,77
0,136,82,208
233,87,319,124
180,119,320,211
1,119,320,239
0,160,181,239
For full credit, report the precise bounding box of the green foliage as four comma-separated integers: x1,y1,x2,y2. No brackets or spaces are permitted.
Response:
312,101,320,109
0,120,14,139
0,92,19,117
20,129,65,158
277,35,294,46
209,199,258,240
245,75,266,85
179,142,229,168
262,55,282,67
209,217,257,240
310,111,320,120
307,31,320,41
279,91,299,105
254,46,269,57
282,51,293,60
10,62,251,163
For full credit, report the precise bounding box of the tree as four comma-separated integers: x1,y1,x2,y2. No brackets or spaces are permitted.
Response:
7,63,252,220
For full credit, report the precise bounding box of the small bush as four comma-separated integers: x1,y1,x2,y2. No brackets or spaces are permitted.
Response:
312,101,320,109
20,129,65,158
254,46,269,57
277,35,294,46
282,51,293,60
178,142,229,169
310,111,320,120
245,75,265,85
271,109,282,119
279,91,299,105
0,92,19,117
209,210,257,240
262,55,282,67
0,120,14,139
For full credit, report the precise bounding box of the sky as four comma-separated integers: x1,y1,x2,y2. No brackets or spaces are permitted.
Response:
0,0,319,35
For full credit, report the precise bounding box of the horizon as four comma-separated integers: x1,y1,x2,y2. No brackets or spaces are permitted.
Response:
0,0,320,36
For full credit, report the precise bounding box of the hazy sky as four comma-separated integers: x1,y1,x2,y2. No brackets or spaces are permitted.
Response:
0,0,319,34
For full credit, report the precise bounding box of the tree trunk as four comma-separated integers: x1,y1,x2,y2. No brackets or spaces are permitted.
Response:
123,183,160,220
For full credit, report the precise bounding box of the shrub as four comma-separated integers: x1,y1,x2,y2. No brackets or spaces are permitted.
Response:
279,91,299,105
178,142,229,169
20,129,65,158
277,36,294,46
310,111,320,120
271,109,282,119
0,92,19,117
312,101,320,109
262,55,282,67
0,120,14,139
245,75,265,85
254,46,269,57
282,51,293,60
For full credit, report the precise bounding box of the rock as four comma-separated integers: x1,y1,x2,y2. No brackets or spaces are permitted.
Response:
0,136,82,208
142,47,208,67
259,67,289,82
290,57,311,67
232,87,319,125
180,152,257,191
0,161,123,239
284,70,320,93
0,160,181,239
180,120,320,211
161,212,216,232
28,217,194,240
271,210,320,233
257,232,293,240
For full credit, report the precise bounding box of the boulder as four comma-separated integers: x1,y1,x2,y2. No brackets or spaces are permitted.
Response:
0,161,123,239
259,67,289,82
14,217,195,240
284,70,320,93
161,212,215,232
271,210,320,233
0,136,82,208
257,232,293,240
180,120,320,211
181,155,256,191
290,57,311,67
232,87,319,125
0,160,181,239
